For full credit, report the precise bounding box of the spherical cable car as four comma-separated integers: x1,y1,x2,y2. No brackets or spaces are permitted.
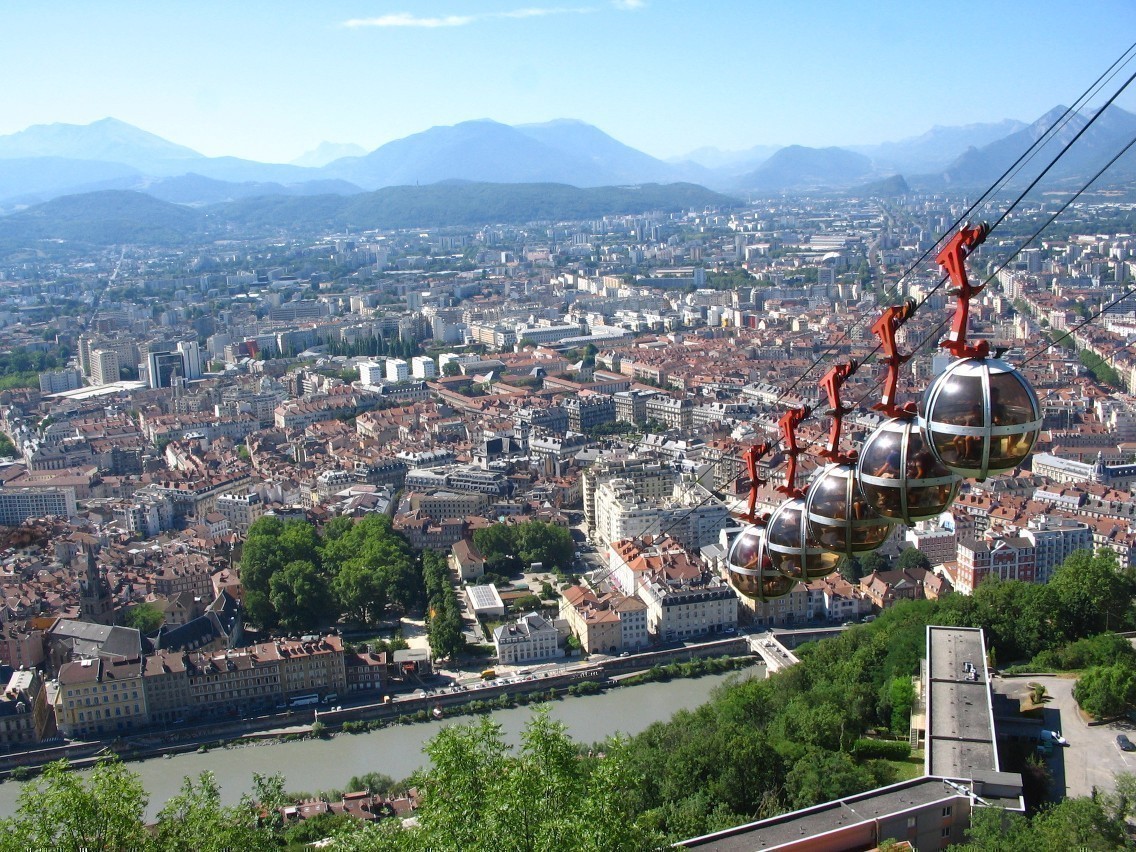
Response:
763,408,843,580
919,224,1042,481
724,441,798,601
800,364,890,561
855,301,961,523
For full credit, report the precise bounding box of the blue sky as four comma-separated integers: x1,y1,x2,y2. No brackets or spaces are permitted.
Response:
2,1,1134,163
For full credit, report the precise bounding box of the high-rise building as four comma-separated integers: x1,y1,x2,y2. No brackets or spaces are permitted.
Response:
89,349,120,386
410,356,436,380
359,361,385,385
177,340,203,380
147,351,185,389
38,368,84,394
385,358,409,383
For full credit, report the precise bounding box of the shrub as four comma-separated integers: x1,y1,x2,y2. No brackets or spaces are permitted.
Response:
851,738,912,761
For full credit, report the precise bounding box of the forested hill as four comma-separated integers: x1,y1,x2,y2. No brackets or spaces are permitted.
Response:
0,181,738,249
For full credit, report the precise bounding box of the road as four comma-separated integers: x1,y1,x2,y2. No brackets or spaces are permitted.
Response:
994,674,1136,799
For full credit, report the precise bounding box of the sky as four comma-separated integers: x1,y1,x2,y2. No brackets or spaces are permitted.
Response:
2,1,1135,164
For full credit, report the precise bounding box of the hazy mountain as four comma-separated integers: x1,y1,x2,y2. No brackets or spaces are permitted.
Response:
0,157,141,207
323,119,632,189
738,146,875,193
0,190,205,248
515,119,684,183
939,104,1136,188
850,119,1028,174
4,108,1132,204
291,141,368,168
140,173,363,205
851,174,911,197
0,117,202,173
219,181,739,232
671,144,781,173
0,182,736,249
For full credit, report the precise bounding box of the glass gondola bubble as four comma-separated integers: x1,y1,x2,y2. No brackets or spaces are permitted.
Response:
765,496,842,581
805,463,891,560
920,356,1041,481
857,416,961,524
920,222,1043,482
725,523,796,601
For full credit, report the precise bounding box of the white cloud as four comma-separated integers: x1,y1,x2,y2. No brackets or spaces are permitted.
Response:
344,7,593,29
343,13,475,28
613,0,646,9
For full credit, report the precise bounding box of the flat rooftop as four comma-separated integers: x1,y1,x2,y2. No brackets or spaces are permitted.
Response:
683,775,1020,850
925,625,999,778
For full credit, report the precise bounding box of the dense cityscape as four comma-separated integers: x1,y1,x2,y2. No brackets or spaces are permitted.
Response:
0,176,1134,845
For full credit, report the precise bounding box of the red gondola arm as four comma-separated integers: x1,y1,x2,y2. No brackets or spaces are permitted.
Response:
870,300,918,418
937,222,991,359
776,407,809,498
818,361,857,463
741,441,772,522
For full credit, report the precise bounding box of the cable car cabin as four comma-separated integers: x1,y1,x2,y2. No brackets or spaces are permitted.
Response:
920,357,1042,481
857,416,961,525
726,523,797,601
804,463,891,560
764,497,842,581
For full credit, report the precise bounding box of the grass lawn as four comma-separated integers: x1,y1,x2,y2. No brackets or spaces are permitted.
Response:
879,751,925,782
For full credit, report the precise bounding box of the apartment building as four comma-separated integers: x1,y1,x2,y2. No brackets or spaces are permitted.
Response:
0,486,76,525
56,657,148,739
493,612,562,664
951,536,1037,594
560,586,648,654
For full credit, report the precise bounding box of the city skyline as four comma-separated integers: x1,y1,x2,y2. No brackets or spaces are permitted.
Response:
3,1,1134,165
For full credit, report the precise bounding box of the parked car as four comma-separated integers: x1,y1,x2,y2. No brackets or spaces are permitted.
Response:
1117,734,1134,752
1041,729,1068,746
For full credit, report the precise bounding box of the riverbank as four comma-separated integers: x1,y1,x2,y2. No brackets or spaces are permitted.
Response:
3,653,757,783
0,665,765,821
0,637,753,782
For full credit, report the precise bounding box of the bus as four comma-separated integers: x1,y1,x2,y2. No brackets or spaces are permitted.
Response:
481,669,497,680
289,693,320,708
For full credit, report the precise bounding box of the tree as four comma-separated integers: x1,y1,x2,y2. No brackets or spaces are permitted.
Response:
340,710,664,851
442,360,461,377
1049,548,1134,638
895,547,930,572
1074,660,1136,718
334,561,389,627
0,758,150,852
152,771,277,851
783,749,877,810
269,560,335,633
886,676,915,733
123,602,164,635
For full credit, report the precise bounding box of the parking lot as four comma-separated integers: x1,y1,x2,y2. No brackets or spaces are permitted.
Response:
994,674,1136,798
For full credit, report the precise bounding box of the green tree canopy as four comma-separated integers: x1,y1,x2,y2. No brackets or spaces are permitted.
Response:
123,602,164,635
0,758,150,852
270,560,335,633
332,710,664,851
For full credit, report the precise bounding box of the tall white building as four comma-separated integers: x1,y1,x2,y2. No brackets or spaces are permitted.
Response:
593,478,728,551
410,356,436,380
89,349,120,386
0,487,77,525
359,361,385,385
385,358,409,383
177,340,203,380
39,368,84,394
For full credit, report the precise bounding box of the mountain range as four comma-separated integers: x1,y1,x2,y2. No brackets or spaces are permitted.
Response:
0,105,1133,217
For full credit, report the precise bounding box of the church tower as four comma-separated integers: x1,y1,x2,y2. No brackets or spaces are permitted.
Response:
77,547,115,625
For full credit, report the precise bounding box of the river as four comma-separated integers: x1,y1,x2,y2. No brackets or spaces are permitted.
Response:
0,666,763,820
